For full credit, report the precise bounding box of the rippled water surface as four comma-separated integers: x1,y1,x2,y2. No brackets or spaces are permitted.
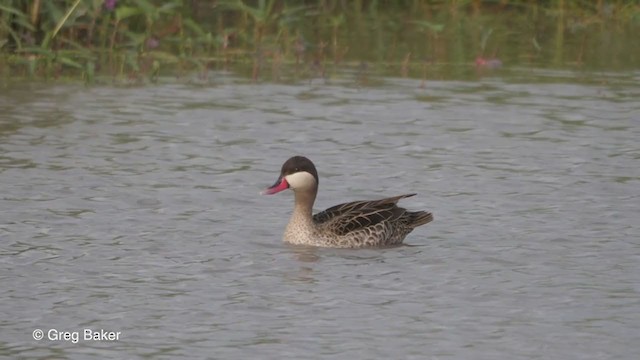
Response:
2,73,640,359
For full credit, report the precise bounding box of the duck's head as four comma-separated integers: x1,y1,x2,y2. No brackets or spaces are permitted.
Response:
262,156,319,195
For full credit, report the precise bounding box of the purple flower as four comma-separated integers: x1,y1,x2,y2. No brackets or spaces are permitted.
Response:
104,0,117,11
146,37,160,49
475,57,503,69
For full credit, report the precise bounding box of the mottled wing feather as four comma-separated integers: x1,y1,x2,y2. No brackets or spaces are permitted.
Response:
313,194,415,223
331,207,406,235
312,194,416,236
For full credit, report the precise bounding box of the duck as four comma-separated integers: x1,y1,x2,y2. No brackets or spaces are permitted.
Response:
262,156,433,248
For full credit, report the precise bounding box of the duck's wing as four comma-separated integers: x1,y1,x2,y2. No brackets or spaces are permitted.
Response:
313,194,416,236
314,193,417,223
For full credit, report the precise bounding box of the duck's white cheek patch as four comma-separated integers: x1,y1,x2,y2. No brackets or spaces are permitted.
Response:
285,172,316,189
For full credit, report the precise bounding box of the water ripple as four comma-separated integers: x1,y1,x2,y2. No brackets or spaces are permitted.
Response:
1,77,639,359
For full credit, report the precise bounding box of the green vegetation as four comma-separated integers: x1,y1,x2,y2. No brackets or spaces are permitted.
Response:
1,0,638,83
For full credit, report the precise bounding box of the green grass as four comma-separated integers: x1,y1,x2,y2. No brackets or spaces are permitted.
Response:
0,0,638,83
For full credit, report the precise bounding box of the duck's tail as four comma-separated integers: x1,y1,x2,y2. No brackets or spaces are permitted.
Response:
406,211,434,228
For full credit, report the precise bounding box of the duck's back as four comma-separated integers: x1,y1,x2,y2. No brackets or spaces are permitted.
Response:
312,194,433,247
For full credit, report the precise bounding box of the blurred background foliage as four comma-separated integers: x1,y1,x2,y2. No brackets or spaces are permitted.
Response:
1,0,638,82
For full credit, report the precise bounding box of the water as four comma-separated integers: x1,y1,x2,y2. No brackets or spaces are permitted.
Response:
1,72,639,359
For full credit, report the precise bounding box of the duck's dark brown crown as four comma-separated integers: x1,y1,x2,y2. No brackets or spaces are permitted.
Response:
281,156,319,185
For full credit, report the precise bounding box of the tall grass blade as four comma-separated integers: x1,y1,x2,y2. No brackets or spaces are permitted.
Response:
51,0,82,40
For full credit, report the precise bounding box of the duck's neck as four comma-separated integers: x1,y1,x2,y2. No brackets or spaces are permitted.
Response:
284,188,317,243
291,187,316,222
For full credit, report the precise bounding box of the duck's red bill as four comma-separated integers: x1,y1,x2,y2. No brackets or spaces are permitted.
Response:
261,177,289,195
